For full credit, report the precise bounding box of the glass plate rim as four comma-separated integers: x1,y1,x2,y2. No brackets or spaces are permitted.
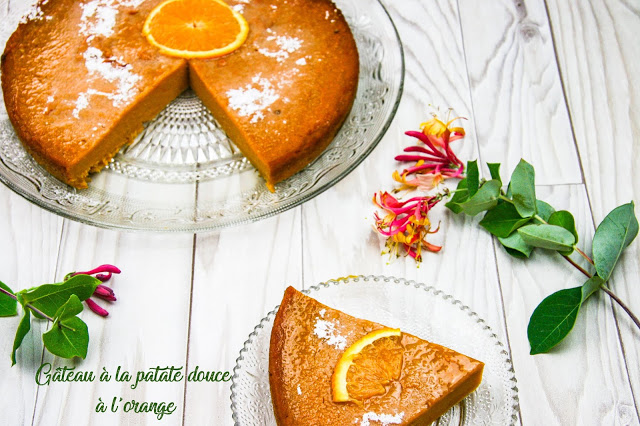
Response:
0,0,405,234
229,274,520,426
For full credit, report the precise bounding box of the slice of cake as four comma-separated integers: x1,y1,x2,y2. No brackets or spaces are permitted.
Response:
269,287,484,425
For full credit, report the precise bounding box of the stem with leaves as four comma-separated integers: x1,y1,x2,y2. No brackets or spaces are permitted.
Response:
0,267,119,365
0,286,55,323
444,159,639,354
601,286,640,330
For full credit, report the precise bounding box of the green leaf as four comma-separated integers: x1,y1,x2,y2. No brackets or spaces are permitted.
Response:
528,286,582,354
518,224,576,252
53,294,84,321
42,296,89,359
466,160,479,197
11,309,31,365
498,232,533,258
510,159,537,218
581,276,604,302
43,317,89,359
0,281,17,317
592,202,639,281
480,202,531,238
17,275,100,318
487,163,501,184
445,178,469,214
548,211,578,244
535,200,556,222
456,180,502,216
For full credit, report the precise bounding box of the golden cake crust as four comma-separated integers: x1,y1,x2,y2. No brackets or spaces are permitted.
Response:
1,0,189,188
1,0,359,189
269,287,484,425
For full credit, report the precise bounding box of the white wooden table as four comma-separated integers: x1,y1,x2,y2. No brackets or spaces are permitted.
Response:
1,0,639,424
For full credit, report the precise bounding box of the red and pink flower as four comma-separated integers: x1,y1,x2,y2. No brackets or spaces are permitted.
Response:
373,191,442,262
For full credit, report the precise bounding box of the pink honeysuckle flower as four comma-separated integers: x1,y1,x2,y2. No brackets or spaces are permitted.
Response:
373,191,442,262
373,111,467,264
420,111,466,139
93,284,117,302
392,123,465,192
393,169,446,192
85,299,109,317
68,264,121,282
65,264,120,316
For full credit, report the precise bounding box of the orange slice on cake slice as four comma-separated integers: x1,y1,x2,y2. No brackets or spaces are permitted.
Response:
143,0,249,59
332,327,403,402
269,287,485,425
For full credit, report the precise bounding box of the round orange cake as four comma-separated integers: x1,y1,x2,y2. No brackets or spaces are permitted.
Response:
1,0,359,189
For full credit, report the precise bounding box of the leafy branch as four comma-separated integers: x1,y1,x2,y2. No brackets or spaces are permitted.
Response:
446,160,638,354
0,265,120,365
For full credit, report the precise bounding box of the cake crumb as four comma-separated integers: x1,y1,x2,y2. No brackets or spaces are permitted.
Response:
313,318,347,350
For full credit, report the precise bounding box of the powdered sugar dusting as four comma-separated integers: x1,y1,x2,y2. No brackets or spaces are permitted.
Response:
258,35,303,63
79,0,144,41
79,1,116,40
313,318,347,350
296,385,302,395
71,0,143,118
358,412,405,426
72,93,89,118
226,75,280,123
84,47,141,102
232,0,249,11
72,47,141,118
19,0,50,24
319,308,326,318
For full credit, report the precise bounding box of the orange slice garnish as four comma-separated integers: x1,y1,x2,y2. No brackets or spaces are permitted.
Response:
332,328,403,402
143,0,249,59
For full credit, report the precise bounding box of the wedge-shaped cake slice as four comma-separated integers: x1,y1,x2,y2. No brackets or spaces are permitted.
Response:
269,287,484,425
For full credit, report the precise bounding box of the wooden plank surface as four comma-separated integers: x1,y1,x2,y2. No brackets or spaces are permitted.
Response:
183,210,302,425
494,185,636,425
457,0,582,185
545,0,640,412
0,186,63,426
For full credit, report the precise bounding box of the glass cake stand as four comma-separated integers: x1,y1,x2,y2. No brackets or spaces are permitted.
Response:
0,0,404,232
231,276,520,425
